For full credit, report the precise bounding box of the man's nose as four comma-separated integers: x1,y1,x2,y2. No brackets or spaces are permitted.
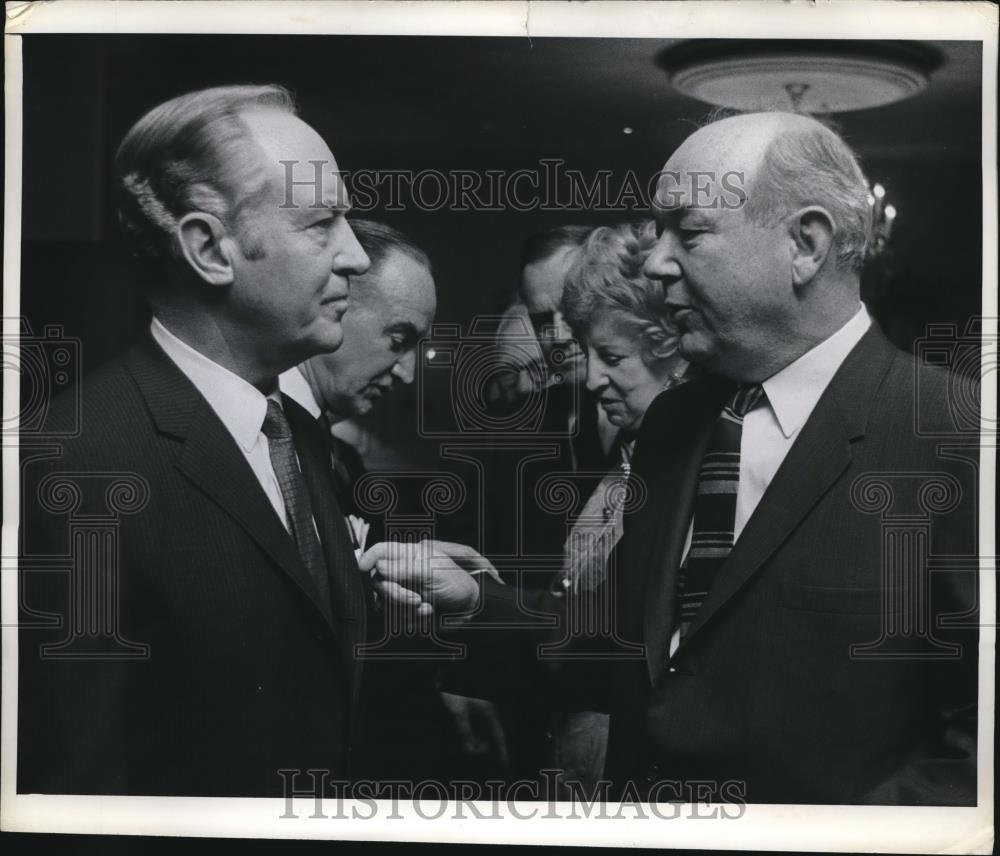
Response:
391,350,417,385
333,221,371,275
643,232,682,282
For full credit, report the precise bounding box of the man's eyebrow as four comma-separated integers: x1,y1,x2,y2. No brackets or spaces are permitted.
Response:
652,205,684,227
656,205,714,225
297,201,351,221
659,203,691,218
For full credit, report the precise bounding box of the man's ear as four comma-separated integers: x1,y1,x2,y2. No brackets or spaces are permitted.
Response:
176,212,237,286
787,206,835,287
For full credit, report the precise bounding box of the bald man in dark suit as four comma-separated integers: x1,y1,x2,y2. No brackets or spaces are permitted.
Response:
362,112,979,806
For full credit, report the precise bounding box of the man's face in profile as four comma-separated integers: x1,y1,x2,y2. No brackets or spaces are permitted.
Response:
227,110,370,369
305,249,437,419
520,246,586,387
643,129,791,380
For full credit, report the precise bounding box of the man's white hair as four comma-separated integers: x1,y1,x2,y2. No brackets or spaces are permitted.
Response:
742,113,872,273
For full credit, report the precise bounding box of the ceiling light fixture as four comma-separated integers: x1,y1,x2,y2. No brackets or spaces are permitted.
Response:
656,40,942,114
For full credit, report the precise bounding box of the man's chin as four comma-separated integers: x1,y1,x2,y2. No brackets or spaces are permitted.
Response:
676,333,714,367
310,324,345,355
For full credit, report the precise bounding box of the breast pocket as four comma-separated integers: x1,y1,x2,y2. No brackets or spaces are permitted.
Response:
774,581,914,749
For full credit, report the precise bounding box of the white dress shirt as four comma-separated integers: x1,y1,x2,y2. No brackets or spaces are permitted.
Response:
669,305,872,655
736,304,872,539
279,366,323,419
280,367,362,449
150,317,289,529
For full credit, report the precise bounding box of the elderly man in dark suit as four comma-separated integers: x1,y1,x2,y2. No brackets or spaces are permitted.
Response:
362,111,980,805
18,85,371,796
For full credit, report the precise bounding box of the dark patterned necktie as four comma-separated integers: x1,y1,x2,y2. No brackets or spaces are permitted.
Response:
262,400,331,607
675,384,766,640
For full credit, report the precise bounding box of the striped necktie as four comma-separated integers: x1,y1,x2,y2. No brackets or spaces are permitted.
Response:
262,400,331,607
675,384,765,640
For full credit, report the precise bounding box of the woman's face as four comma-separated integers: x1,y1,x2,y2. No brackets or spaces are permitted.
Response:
584,312,675,432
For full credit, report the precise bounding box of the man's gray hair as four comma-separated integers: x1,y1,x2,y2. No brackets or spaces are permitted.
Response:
115,84,296,264
743,117,872,273
348,219,432,278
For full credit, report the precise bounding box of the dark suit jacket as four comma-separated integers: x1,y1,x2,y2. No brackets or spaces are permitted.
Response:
469,325,979,804
18,334,369,796
314,428,458,782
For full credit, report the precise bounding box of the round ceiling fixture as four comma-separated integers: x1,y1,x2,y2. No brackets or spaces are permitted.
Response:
657,40,942,114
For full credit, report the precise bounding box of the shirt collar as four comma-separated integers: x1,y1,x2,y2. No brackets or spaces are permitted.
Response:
279,366,323,420
761,304,872,439
150,317,279,452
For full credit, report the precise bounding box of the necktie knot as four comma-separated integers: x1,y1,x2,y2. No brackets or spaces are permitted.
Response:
728,384,766,419
262,399,292,441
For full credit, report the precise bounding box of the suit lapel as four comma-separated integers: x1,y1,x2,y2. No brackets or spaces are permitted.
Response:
676,326,897,652
283,397,370,725
634,377,733,685
124,335,339,631
284,397,366,623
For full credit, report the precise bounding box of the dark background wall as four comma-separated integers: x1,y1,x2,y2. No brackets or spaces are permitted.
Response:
17,35,984,478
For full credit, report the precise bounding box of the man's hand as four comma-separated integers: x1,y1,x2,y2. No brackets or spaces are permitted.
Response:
358,539,496,616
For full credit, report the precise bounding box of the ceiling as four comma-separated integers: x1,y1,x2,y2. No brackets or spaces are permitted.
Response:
86,35,983,166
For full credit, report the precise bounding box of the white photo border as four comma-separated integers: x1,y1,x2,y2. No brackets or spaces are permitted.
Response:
2,1,996,850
